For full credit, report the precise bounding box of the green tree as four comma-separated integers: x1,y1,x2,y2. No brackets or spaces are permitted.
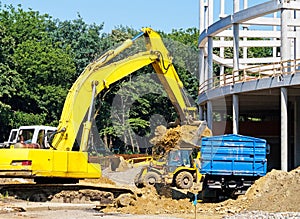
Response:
0,4,76,140
51,15,106,76
163,28,200,100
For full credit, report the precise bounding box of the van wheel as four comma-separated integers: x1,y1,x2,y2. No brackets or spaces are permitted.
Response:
175,171,193,189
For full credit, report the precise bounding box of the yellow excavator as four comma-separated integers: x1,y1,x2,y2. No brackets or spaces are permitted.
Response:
0,28,205,203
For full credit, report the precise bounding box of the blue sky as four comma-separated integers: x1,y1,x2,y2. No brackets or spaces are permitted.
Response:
0,0,200,33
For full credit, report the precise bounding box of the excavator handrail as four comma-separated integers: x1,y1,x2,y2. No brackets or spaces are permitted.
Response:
52,28,199,151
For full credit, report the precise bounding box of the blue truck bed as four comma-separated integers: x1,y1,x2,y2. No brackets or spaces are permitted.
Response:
200,134,268,176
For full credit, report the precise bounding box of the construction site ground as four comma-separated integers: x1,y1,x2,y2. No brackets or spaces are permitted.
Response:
0,165,299,219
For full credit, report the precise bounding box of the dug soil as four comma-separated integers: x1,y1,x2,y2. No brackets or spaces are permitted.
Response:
0,166,299,218
100,166,300,217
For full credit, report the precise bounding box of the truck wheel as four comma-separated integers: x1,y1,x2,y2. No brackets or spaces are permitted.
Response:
143,172,160,187
175,171,193,189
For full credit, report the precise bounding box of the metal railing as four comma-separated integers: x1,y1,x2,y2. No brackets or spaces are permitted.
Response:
198,58,300,94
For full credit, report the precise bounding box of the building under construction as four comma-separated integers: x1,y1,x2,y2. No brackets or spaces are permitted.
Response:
197,0,300,171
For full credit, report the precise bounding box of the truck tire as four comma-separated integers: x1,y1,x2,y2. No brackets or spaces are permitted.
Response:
143,172,160,187
175,171,193,189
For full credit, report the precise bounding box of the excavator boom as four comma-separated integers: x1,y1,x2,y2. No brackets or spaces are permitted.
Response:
52,28,199,151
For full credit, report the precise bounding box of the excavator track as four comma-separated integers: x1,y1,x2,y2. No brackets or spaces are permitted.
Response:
0,183,136,207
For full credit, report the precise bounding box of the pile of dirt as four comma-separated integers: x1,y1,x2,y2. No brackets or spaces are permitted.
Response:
150,124,211,159
0,166,298,218
103,186,197,215
205,166,300,214
101,166,300,217
238,166,300,212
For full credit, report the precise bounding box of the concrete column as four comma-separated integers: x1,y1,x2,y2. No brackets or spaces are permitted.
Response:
280,6,290,172
199,0,205,32
233,0,240,83
234,0,239,13
273,12,277,58
219,0,225,86
207,36,213,89
204,56,208,88
199,0,206,90
199,105,204,121
294,97,300,167
281,87,288,171
220,0,225,18
232,94,239,134
207,101,213,130
204,2,209,29
242,26,248,60
233,24,239,83
219,38,225,86
199,48,205,87
243,0,248,9
281,7,291,68
232,0,240,135
208,0,214,26
296,10,300,69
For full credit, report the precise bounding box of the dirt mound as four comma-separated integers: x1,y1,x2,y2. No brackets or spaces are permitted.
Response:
210,167,300,214
101,166,300,217
103,186,195,215
242,166,300,212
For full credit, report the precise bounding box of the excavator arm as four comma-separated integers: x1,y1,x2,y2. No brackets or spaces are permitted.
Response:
52,28,200,151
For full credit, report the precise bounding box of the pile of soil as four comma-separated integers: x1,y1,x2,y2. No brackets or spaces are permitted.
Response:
236,166,300,212
102,186,197,216
196,166,300,215
102,166,300,217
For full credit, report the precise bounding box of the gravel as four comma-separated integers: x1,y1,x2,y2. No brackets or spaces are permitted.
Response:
222,211,300,219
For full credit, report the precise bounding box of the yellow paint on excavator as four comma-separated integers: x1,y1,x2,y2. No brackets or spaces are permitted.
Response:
0,148,100,178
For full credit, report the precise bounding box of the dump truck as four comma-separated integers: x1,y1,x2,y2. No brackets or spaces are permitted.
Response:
200,134,269,201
